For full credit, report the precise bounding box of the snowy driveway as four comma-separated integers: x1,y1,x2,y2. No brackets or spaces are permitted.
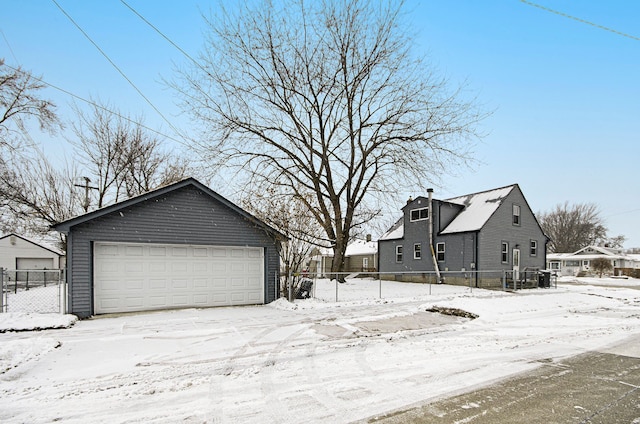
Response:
1,279,639,423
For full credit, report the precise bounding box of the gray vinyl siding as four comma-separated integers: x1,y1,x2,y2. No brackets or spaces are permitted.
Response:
476,187,546,271
66,185,280,318
379,185,547,275
436,232,477,271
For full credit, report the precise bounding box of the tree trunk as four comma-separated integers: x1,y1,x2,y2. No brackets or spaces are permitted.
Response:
331,234,349,283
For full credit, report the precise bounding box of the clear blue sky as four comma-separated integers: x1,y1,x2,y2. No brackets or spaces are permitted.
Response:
2,1,639,248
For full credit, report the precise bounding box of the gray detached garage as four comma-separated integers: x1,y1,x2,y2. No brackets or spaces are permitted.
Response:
54,178,284,318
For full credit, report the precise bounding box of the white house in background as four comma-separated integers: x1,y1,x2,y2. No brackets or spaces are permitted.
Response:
308,238,378,275
0,233,65,270
547,245,640,276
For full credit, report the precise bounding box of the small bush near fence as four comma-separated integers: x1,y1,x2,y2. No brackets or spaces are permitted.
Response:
1,269,65,314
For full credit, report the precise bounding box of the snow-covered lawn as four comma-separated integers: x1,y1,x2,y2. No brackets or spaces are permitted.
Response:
0,277,639,423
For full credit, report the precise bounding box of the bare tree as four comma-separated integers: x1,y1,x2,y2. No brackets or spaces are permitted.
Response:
240,185,324,288
0,60,59,151
175,0,485,275
0,151,83,245
590,257,612,278
71,101,190,208
538,202,622,253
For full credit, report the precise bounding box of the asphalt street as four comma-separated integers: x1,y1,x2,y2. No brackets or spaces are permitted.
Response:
362,334,640,424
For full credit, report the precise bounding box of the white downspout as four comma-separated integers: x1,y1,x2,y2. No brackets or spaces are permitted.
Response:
428,188,443,284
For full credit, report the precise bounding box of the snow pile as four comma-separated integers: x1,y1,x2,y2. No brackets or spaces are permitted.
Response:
0,312,77,333
0,338,61,375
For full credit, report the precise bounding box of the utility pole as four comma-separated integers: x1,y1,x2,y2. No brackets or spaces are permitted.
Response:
74,177,99,212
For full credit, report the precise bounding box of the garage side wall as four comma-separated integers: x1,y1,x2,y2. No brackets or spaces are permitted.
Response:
67,186,280,317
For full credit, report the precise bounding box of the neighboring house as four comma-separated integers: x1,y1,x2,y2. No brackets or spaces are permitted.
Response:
0,233,65,270
309,238,378,276
378,184,548,281
547,245,640,277
53,178,285,318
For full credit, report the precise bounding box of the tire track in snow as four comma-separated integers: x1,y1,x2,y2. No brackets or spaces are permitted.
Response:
258,325,312,423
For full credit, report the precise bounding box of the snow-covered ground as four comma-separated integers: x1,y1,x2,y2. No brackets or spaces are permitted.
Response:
0,277,639,423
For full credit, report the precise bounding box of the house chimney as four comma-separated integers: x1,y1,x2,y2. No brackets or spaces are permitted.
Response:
366,234,372,242
426,188,442,283
406,196,413,205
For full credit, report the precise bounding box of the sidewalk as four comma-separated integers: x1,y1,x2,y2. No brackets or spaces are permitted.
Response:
363,334,640,423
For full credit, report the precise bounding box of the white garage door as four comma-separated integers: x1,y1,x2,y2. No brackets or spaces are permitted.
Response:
94,242,264,314
16,257,55,270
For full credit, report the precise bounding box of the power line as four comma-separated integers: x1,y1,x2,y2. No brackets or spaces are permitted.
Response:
1,62,188,147
50,0,191,145
520,0,640,42
119,0,210,77
119,0,218,106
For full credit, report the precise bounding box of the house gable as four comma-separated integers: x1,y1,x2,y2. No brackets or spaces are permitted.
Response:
0,233,64,270
378,184,547,275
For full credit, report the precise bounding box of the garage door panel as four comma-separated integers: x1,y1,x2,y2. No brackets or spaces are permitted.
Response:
125,262,143,273
98,244,119,255
193,262,208,273
149,246,166,256
94,242,264,314
193,278,208,288
172,294,189,305
125,279,144,290
172,247,188,256
172,279,188,289
149,261,166,273
149,279,167,289
247,292,262,302
150,296,168,307
126,245,144,256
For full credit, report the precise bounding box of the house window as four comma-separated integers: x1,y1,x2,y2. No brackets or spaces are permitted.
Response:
549,261,560,270
436,242,445,261
396,245,403,263
414,243,421,259
512,204,521,225
530,240,537,256
501,242,509,263
410,207,429,222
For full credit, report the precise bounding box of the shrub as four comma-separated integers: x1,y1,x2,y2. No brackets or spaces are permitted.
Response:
591,258,612,277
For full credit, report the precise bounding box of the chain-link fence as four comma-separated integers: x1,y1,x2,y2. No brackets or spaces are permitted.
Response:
282,269,557,302
1,268,66,314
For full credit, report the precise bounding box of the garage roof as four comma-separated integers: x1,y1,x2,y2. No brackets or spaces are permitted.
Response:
52,178,287,240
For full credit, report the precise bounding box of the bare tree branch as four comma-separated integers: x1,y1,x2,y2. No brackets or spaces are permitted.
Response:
173,0,487,275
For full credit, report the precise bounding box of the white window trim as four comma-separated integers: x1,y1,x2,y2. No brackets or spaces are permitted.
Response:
530,240,537,256
436,242,445,262
410,207,429,222
396,245,403,263
501,242,509,263
414,243,421,259
512,204,521,226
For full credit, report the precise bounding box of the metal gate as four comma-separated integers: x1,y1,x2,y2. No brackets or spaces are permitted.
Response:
1,268,66,314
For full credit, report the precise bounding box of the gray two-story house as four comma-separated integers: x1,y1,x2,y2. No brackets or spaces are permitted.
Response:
378,184,547,285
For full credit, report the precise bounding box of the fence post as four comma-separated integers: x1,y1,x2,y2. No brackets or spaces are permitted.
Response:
378,278,382,299
335,278,338,302
25,270,29,291
0,267,4,313
61,269,67,314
